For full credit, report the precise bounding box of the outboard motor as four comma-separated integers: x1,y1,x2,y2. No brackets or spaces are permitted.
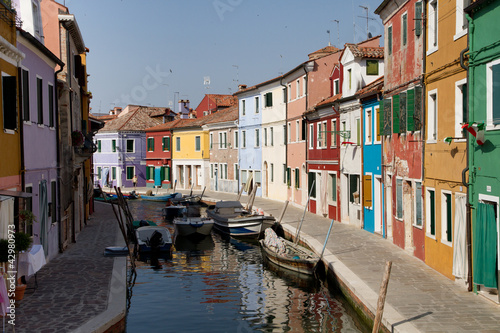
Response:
149,230,163,251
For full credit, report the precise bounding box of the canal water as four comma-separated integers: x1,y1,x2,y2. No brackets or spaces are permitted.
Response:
125,200,369,333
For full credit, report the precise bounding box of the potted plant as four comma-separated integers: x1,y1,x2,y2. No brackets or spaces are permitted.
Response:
13,231,32,301
71,130,85,147
17,209,36,233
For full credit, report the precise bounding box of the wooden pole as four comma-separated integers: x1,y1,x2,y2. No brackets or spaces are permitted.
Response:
372,261,392,333
237,185,244,201
295,180,315,244
278,200,289,223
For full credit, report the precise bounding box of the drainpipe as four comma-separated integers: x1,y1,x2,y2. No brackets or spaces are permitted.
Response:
55,63,65,253
462,12,474,292
421,0,427,228
279,75,288,196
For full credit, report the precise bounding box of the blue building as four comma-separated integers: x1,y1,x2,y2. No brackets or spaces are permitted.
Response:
234,84,264,197
358,77,384,235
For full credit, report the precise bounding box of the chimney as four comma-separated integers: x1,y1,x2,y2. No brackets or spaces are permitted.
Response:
179,100,190,119
238,84,247,91
110,107,122,115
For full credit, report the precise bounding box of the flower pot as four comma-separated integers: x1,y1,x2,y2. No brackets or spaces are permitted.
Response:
14,284,27,301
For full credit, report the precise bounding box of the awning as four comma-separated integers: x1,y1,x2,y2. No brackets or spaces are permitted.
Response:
0,190,33,198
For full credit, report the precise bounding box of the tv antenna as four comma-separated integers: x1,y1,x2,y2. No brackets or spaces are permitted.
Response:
204,76,211,92
358,5,377,39
327,30,331,46
331,20,340,47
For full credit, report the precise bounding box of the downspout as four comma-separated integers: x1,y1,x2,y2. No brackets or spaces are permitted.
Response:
462,12,473,292
55,64,65,253
303,64,309,212
19,66,25,202
279,75,288,195
421,0,427,228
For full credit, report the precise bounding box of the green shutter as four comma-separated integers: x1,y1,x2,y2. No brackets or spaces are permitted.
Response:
388,26,393,55
414,86,423,131
383,98,392,135
166,166,171,181
415,1,422,36
97,140,101,152
392,95,400,134
112,140,116,152
407,89,415,131
399,92,407,133
403,14,407,46
160,166,165,181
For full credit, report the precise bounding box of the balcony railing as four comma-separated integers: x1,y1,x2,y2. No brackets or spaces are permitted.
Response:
74,133,97,161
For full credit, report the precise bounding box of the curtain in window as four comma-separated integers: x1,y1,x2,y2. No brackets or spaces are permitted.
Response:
453,195,468,279
473,202,498,288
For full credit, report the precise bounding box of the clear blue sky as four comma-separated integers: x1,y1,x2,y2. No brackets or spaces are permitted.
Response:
64,0,384,115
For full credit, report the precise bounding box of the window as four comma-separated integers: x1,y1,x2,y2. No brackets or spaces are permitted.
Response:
50,181,56,222
164,166,170,181
348,69,352,90
396,178,403,219
176,137,181,151
264,92,273,107
288,84,292,101
97,140,101,152
234,164,239,181
270,127,274,146
282,88,287,103
442,191,453,244
455,79,468,138
283,125,287,144
296,120,300,142
255,97,259,113
415,182,423,227
146,138,153,151
219,132,223,149
286,122,290,143
366,60,379,76
254,170,261,184
375,105,381,142
486,59,500,130
32,2,42,36
428,0,438,53
388,26,393,55
224,164,228,180
195,136,201,151
242,130,246,148
402,13,408,46
255,129,260,147
111,167,117,180
21,70,29,121
303,76,307,96
302,120,307,141
334,79,340,95
264,128,268,146
455,0,469,38
331,120,337,147
283,164,287,184
328,173,337,204
112,139,117,152
210,164,214,178
270,163,274,182
415,1,423,36
242,100,246,115
163,136,170,151
426,188,436,236
308,172,316,198
210,133,213,149
296,79,300,98
37,77,43,125
309,124,314,148
48,84,54,127
295,168,300,189
97,167,101,179
317,122,326,148
126,139,134,153
363,174,372,208
356,118,361,145
349,174,360,204
223,132,227,148
365,109,372,144
126,166,134,180
428,90,437,141
234,131,238,148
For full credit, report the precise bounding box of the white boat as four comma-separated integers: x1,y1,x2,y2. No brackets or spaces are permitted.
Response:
173,216,214,238
206,201,276,238
135,226,172,253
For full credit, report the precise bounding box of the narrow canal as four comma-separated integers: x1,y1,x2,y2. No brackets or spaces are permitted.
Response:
125,200,369,333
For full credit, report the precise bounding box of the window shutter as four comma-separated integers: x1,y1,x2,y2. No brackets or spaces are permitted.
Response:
287,167,291,186
388,26,393,55
112,140,116,152
3,76,18,130
415,1,422,36
383,98,392,135
378,99,384,138
407,89,415,131
363,175,372,207
399,92,407,133
166,166,171,181
97,140,101,152
414,86,423,131
295,168,300,188
160,166,165,181
392,95,400,134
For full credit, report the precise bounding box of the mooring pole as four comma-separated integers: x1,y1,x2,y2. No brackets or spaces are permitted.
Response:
372,261,392,333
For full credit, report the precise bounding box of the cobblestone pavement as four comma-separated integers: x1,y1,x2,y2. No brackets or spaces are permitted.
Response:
10,202,118,333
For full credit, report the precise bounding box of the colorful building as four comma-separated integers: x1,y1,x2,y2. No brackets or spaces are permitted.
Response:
421,0,468,279
465,0,500,300
375,0,425,259
358,77,384,235
195,94,237,118
17,19,64,260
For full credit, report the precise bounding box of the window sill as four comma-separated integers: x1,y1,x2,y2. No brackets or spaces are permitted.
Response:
3,129,15,134
486,124,500,131
426,233,436,240
37,124,44,128
441,240,453,247
426,140,438,144
23,121,31,125
413,223,424,230
426,47,438,56
454,29,467,41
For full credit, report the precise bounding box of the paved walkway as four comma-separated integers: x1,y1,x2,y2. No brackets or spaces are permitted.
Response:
11,202,126,333
180,188,500,333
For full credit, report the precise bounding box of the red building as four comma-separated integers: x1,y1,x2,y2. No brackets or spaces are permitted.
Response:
195,94,237,118
144,119,183,189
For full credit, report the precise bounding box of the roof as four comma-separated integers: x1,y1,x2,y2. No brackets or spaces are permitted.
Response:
355,76,384,99
345,44,384,59
58,14,86,54
234,75,283,95
202,105,238,125
95,114,117,122
315,94,343,108
17,28,64,67
99,108,162,132
206,94,238,108
308,45,341,60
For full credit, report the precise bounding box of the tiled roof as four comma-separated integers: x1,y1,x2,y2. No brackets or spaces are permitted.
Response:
95,114,117,122
202,105,238,125
207,94,238,107
308,45,341,60
99,108,162,132
356,76,384,98
316,93,342,108
346,44,384,59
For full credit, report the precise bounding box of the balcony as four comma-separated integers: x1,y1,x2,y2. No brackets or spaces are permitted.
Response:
73,131,97,163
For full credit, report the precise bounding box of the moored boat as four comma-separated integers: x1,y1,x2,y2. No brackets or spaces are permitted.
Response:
140,192,181,202
206,201,276,238
135,226,173,253
259,228,319,275
173,216,214,238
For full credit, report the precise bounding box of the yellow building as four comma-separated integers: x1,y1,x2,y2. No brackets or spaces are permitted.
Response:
171,118,210,190
424,0,468,282
0,3,25,235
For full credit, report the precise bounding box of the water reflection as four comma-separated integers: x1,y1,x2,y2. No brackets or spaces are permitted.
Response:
126,200,368,333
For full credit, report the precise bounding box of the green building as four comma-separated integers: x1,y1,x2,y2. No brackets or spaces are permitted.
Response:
465,0,500,302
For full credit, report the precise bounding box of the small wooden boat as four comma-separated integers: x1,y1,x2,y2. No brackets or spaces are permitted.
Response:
140,192,181,202
259,228,319,275
173,216,214,238
206,201,275,238
132,220,156,229
162,205,185,221
135,226,173,253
